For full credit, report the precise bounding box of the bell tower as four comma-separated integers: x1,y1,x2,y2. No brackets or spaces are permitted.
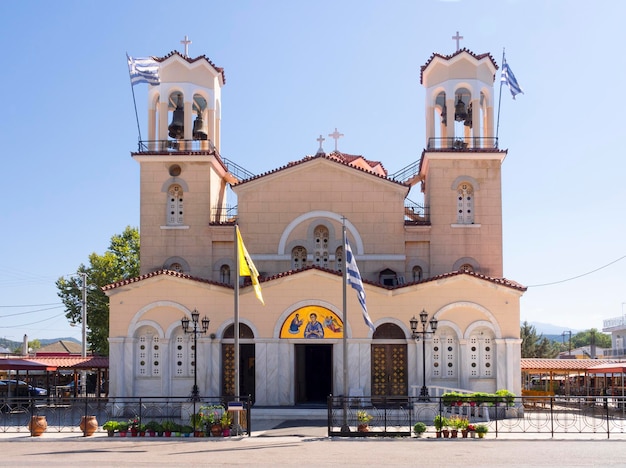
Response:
132,47,236,278
419,49,506,277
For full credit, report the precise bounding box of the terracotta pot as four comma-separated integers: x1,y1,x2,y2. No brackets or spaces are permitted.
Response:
119,431,127,437
357,424,370,432
442,429,450,438
80,415,98,437
210,424,223,437
29,415,48,437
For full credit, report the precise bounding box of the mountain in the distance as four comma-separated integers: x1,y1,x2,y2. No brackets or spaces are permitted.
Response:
524,322,580,335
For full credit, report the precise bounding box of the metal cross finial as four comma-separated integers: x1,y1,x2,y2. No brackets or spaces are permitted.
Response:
181,35,192,57
452,31,463,52
316,134,325,153
328,128,344,152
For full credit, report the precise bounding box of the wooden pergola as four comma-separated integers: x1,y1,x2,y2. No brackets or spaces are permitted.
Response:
522,358,621,396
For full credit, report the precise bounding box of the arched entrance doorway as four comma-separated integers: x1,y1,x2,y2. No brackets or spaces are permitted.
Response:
371,323,407,402
222,323,255,402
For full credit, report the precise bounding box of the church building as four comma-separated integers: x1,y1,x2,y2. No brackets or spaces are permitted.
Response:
104,42,525,406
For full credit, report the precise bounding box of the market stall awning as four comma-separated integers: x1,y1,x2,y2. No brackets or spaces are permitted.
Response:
31,356,108,369
587,363,626,374
0,358,57,371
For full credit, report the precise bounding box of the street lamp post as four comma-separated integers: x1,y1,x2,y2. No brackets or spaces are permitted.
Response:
410,309,438,401
181,309,210,402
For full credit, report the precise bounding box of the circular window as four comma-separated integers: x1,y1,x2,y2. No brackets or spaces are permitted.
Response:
169,164,182,176
140,360,145,366
140,345,145,350
434,346,439,352
471,362,476,367
471,346,476,351
485,362,491,367
177,361,182,366
153,345,159,350
448,346,453,352
447,362,453,367
485,346,490,352
154,361,159,366
434,362,439,367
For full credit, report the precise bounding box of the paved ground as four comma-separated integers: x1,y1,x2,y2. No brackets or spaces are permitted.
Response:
4,419,626,467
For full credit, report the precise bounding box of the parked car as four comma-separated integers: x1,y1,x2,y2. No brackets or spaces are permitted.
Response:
0,380,47,397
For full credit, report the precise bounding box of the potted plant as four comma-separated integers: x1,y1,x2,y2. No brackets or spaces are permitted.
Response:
356,410,373,432
117,421,129,437
475,424,488,438
220,411,233,437
145,420,162,437
457,417,470,438
199,404,225,436
413,421,426,438
161,420,175,437
433,414,447,438
467,423,476,438
102,420,119,437
448,416,461,438
181,425,194,437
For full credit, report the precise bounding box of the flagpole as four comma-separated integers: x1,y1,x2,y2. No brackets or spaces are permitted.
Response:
234,224,240,401
341,221,349,432
126,53,143,150
495,48,505,145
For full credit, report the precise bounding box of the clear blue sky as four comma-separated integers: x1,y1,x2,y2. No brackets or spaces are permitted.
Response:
1,0,624,342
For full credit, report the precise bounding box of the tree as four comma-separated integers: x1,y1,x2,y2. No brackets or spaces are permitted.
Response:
56,226,139,356
571,328,612,350
521,321,560,358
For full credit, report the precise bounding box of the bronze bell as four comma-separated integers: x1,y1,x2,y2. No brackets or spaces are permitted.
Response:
193,114,208,140
464,103,472,127
168,95,184,139
454,96,467,122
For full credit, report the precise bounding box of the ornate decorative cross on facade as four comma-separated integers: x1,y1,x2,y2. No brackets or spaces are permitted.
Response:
181,35,192,57
316,134,325,154
452,31,463,52
328,128,344,152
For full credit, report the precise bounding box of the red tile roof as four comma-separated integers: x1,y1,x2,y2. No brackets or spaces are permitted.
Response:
233,152,405,187
103,267,525,293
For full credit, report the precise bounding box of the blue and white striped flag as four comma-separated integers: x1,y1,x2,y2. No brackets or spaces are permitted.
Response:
501,58,523,100
346,239,375,332
127,54,160,86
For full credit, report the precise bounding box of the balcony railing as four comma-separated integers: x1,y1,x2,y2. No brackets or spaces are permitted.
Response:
603,316,626,330
404,199,429,225
427,137,499,150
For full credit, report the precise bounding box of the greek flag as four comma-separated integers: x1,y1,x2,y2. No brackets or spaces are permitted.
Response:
501,58,523,99
346,240,375,332
127,54,160,86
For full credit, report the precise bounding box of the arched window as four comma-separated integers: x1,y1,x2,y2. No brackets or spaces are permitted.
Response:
136,327,160,377
169,263,183,273
313,226,329,268
469,332,494,378
292,246,307,270
173,332,192,377
167,184,184,226
220,265,231,284
459,264,474,273
412,266,423,282
456,183,474,224
432,330,457,379
335,246,343,272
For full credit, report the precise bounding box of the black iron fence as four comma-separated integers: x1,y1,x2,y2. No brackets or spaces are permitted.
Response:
0,396,252,436
327,395,626,438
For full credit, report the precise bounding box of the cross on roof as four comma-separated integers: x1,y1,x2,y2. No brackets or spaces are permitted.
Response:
452,31,463,52
316,134,325,153
181,35,192,57
328,128,344,152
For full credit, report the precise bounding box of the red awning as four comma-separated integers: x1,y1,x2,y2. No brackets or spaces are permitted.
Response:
0,358,57,371
587,363,626,374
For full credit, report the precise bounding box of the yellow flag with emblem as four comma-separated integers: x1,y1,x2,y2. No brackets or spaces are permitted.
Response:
236,226,264,305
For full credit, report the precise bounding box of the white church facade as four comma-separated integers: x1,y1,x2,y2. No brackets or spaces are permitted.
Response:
104,44,525,406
